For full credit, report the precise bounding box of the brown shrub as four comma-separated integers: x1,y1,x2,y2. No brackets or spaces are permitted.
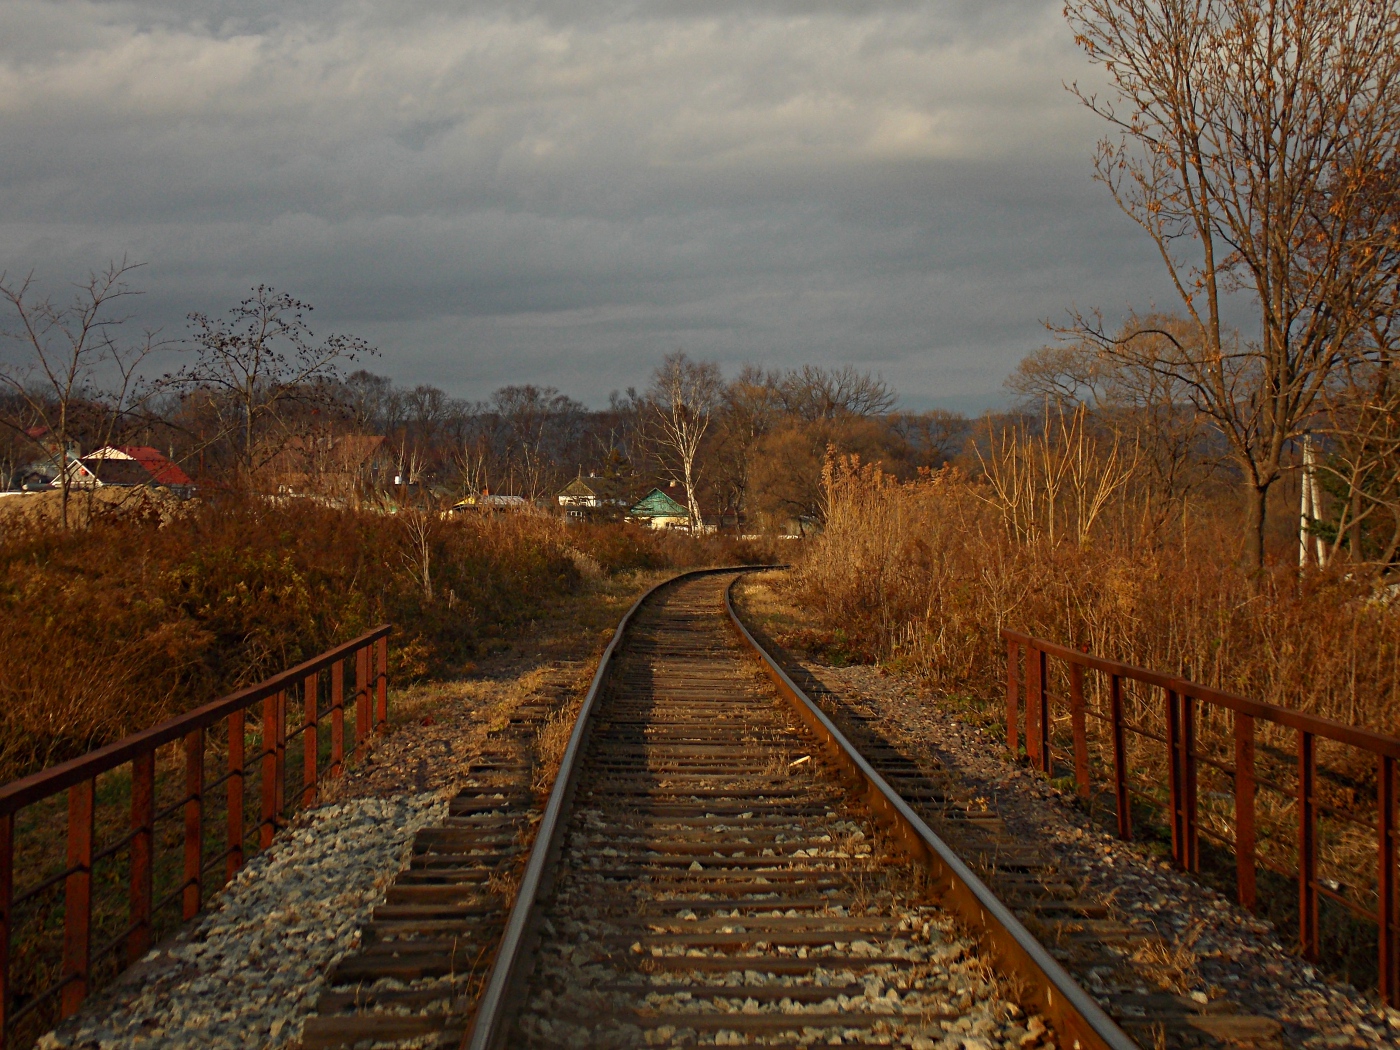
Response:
790,454,1400,736
0,500,692,782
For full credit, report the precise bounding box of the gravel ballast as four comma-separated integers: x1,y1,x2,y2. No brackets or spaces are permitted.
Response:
39,793,447,1050
789,659,1400,1049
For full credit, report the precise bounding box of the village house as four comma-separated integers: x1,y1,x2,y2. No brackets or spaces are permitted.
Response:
80,447,196,495
6,441,195,495
627,487,691,530
555,474,635,521
554,475,741,532
449,493,530,514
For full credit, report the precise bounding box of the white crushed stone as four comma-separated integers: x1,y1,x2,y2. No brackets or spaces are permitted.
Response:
39,792,447,1050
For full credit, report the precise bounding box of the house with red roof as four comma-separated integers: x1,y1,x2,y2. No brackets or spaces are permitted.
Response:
82,447,195,494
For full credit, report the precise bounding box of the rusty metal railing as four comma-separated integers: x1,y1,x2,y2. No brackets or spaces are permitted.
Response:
1003,628,1400,1004
0,626,390,1049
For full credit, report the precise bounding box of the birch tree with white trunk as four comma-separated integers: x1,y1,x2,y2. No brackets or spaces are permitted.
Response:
646,353,722,530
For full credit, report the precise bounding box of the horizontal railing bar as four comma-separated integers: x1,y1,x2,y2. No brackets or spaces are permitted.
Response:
203,767,240,793
11,863,80,908
1193,752,1236,777
91,828,141,867
3,973,75,1031
151,794,193,826
0,626,388,815
1314,880,1380,922
1121,722,1168,746
152,878,194,918
1196,823,1233,847
1314,800,1375,830
202,845,237,876
1253,773,1293,797
1006,630,1400,759
92,922,140,966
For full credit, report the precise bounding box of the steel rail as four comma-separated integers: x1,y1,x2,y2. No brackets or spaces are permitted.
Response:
460,565,779,1050
723,576,1139,1050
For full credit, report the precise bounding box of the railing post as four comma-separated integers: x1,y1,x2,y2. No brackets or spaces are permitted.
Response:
1380,753,1396,1005
303,672,319,807
1299,730,1319,960
331,659,345,777
376,634,389,734
1005,638,1019,755
1035,648,1051,774
1069,661,1089,798
274,691,287,822
128,751,154,963
1026,644,1042,769
1167,689,1182,864
261,693,278,849
1183,694,1198,871
227,710,245,881
355,645,370,760
1235,713,1257,910
182,729,204,920
1110,674,1131,840
1,811,13,1042
61,779,95,1017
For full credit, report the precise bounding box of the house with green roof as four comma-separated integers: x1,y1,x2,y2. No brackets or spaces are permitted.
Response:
627,487,690,530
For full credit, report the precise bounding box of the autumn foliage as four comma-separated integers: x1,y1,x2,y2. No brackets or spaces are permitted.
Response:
0,499,751,783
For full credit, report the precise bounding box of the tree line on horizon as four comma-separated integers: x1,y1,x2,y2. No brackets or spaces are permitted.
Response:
0,267,976,534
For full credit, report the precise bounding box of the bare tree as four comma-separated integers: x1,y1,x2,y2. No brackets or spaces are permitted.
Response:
1009,316,1218,525
185,286,374,477
1312,316,1400,563
1064,0,1400,569
774,365,896,422
398,505,437,602
487,385,587,500
709,366,783,521
646,352,723,529
0,260,166,528
887,409,971,468
339,369,399,432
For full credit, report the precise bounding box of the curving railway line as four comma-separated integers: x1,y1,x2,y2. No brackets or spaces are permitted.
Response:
306,568,1136,1050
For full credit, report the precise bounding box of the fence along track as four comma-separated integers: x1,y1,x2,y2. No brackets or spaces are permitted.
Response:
465,570,1137,1050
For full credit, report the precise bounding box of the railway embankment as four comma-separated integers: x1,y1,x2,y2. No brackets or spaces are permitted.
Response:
33,566,1397,1050
733,573,1400,1050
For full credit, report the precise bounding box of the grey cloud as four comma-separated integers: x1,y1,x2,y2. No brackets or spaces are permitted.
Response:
0,0,1171,410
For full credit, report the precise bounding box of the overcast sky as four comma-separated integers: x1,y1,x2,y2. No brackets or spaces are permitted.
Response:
0,0,1177,412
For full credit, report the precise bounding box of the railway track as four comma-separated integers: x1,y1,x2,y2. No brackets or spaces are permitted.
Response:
462,569,1132,1050
298,568,1134,1049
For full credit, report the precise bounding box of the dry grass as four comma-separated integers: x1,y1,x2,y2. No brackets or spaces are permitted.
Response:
1129,921,1207,995
0,498,576,781
531,704,578,799
0,487,191,529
